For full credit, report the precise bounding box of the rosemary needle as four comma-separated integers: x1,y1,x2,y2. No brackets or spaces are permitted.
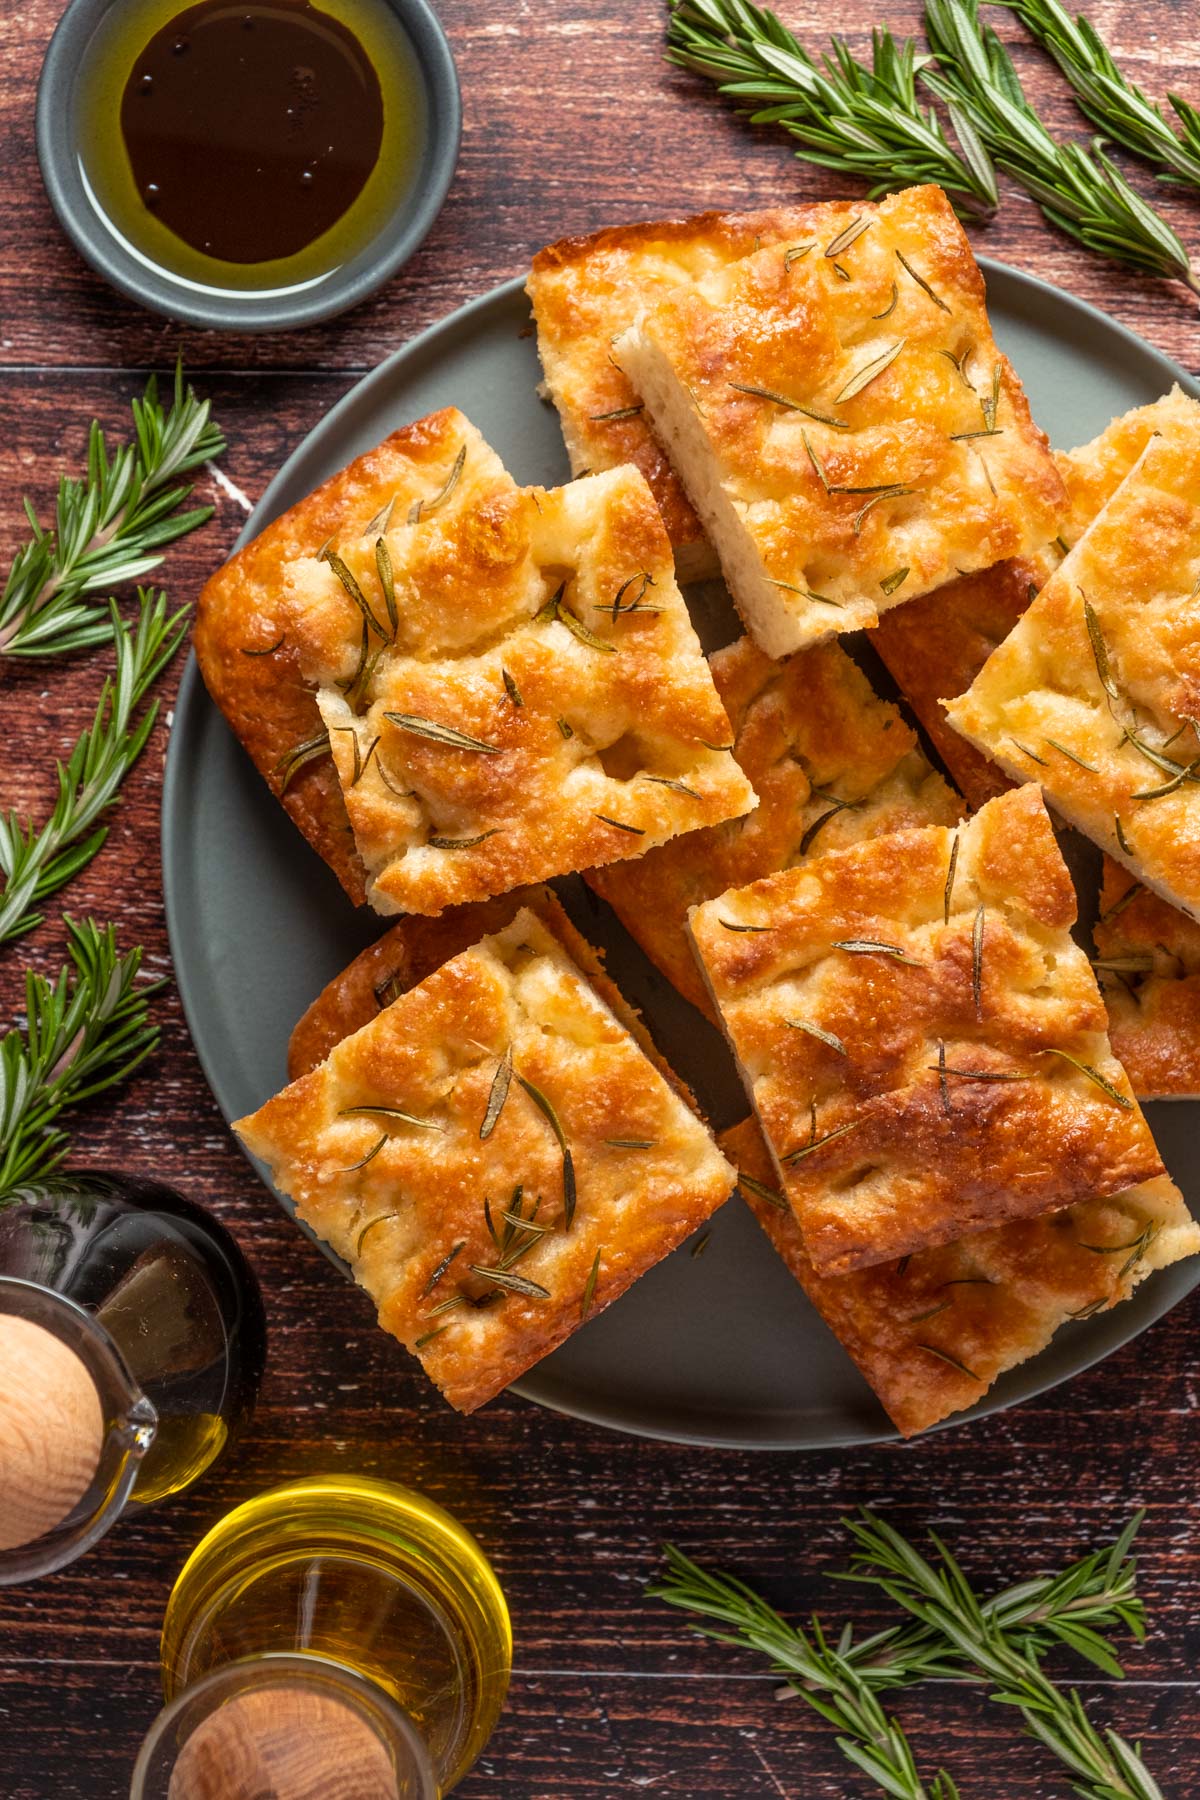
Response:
0,364,223,661
0,592,189,948
665,0,998,217
999,0,1200,192
0,918,163,1194
923,0,1200,295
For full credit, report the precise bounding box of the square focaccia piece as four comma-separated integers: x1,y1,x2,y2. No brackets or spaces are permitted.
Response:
946,396,1200,921
528,204,827,582
235,907,735,1413
586,634,962,1019
195,407,503,904
614,185,1065,658
688,785,1165,1274
723,1115,1199,1437
280,452,755,917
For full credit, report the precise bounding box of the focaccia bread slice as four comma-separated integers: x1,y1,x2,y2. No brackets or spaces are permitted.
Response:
723,1115,1199,1437
281,454,755,917
527,203,825,581
585,634,961,1019
947,399,1200,921
689,785,1164,1274
236,906,735,1413
195,408,507,905
614,185,1065,657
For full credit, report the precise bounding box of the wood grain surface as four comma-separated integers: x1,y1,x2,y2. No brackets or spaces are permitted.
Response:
3,1,1200,1795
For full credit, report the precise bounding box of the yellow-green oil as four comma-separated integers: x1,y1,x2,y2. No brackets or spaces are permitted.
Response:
74,0,428,294
160,1476,512,1793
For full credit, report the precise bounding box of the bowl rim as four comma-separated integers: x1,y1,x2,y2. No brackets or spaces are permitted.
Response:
35,0,462,333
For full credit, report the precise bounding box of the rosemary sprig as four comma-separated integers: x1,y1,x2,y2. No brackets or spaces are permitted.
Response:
666,0,998,217
0,593,188,947
0,918,163,1193
923,0,1200,295
651,1511,1153,1800
0,365,222,662
841,1512,1162,1800
1000,0,1200,191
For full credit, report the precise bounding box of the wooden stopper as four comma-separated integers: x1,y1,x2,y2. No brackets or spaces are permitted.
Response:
167,1686,403,1800
0,1314,104,1553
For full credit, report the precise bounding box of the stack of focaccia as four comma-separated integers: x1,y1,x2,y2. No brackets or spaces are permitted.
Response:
196,183,1200,1432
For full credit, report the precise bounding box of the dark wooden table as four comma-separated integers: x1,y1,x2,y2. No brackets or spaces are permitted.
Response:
4,2,1200,1794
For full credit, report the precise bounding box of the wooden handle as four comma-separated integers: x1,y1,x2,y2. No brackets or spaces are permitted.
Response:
0,1315,104,1553
167,1686,403,1800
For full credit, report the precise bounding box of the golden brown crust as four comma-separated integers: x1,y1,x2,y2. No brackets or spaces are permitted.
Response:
195,408,486,905
1094,862,1200,1099
690,785,1164,1273
281,457,755,916
869,554,1052,809
585,635,961,1018
238,908,734,1413
947,403,1200,921
723,1115,1199,1437
527,204,828,577
615,187,1065,656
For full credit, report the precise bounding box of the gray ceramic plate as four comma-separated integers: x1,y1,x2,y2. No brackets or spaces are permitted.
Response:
163,265,1200,1449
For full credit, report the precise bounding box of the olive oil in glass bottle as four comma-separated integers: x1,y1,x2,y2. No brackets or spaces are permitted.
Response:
136,1475,512,1795
0,1172,265,1582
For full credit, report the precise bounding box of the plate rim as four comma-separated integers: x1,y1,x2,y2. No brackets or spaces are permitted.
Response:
163,257,1200,1451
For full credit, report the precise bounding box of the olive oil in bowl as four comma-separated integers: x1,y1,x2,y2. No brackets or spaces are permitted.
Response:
64,0,444,315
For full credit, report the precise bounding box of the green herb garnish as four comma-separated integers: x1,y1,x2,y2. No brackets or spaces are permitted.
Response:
895,248,950,311
666,2,999,218
1039,1048,1134,1108
942,831,960,924
0,920,163,1193
786,1018,849,1055
581,1248,602,1319
0,592,188,947
515,1073,577,1227
340,1105,442,1131
428,829,502,850
783,1119,861,1163
0,364,222,662
999,0,1200,191
385,713,502,754
727,382,850,430
924,0,1200,294
651,1510,1158,1800
832,938,922,964
835,338,907,403
468,1264,551,1299
408,444,466,524
480,1045,513,1141
276,729,332,794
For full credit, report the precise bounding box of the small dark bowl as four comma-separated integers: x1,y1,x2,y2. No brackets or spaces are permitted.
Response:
36,0,461,332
